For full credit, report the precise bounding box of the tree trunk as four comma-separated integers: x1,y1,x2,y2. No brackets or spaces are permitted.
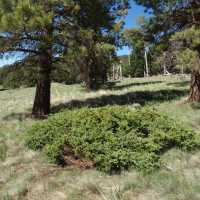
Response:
84,52,98,91
32,51,52,118
85,65,97,90
101,65,108,84
188,71,200,102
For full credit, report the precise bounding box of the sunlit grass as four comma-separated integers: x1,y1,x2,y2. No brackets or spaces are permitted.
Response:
1,75,200,199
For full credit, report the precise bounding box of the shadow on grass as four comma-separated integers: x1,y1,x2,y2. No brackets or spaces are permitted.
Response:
2,112,33,121
51,88,188,113
0,88,8,92
190,102,200,110
103,80,163,91
2,88,188,121
167,81,190,87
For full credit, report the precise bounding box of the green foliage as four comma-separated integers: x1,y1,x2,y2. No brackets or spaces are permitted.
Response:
26,106,200,173
171,26,200,50
122,28,160,77
122,29,146,77
175,49,198,72
0,0,129,94
119,55,132,77
78,31,116,89
122,63,132,77
0,60,81,89
133,0,200,75
171,26,200,72
0,64,37,89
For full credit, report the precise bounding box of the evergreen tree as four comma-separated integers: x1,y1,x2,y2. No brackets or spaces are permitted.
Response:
0,0,129,117
171,26,200,101
133,0,200,101
123,28,150,77
73,0,129,90
0,0,78,117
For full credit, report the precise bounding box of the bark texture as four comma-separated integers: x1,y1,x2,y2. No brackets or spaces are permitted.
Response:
188,71,200,102
32,51,52,117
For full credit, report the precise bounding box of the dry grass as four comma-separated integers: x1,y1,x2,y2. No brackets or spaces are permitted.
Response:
1,75,200,200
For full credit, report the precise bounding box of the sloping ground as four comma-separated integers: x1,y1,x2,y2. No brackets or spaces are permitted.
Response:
1,75,200,200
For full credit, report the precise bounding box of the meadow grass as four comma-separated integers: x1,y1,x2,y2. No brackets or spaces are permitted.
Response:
1,75,200,200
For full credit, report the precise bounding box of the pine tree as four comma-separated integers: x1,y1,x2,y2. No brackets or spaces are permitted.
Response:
133,0,200,101
73,0,129,90
123,28,147,77
171,26,200,101
0,0,80,117
0,0,129,117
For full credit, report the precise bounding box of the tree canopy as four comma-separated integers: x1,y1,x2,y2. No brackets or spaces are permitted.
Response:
132,0,200,101
0,0,129,117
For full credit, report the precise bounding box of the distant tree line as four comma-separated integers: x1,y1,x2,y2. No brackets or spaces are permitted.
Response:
121,22,192,78
132,0,200,102
122,0,200,102
0,57,81,89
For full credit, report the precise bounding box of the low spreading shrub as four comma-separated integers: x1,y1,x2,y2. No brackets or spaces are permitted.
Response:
26,106,200,173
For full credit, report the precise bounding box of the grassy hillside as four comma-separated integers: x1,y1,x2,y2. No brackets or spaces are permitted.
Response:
1,75,200,200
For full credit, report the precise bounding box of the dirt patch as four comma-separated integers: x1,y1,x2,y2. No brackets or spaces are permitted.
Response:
62,146,94,169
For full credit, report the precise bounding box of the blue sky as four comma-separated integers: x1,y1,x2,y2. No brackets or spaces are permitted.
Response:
0,2,146,67
0,53,24,67
117,1,148,56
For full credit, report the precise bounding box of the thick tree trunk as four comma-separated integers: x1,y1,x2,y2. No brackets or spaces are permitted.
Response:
32,51,52,117
85,65,97,91
84,53,98,91
101,66,108,84
188,71,200,102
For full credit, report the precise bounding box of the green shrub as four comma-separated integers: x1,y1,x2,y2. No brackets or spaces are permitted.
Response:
26,106,200,173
